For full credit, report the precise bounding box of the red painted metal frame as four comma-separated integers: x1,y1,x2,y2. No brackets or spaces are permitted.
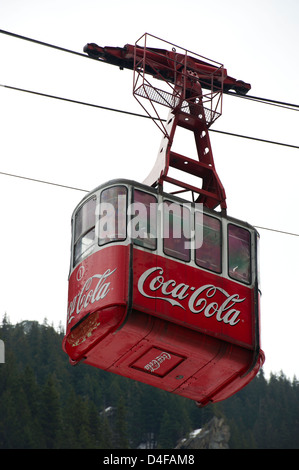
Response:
142,108,227,211
132,34,227,210
83,34,250,211
132,33,225,135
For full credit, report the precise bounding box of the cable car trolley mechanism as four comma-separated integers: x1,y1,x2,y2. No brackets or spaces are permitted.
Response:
63,34,264,407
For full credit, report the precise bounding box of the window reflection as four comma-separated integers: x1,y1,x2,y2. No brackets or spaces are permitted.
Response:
72,185,253,285
73,196,96,266
163,201,190,262
228,224,251,284
132,190,157,250
195,213,221,273
99,186,127,245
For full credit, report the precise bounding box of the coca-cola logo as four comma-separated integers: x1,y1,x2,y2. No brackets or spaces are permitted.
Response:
144,352,171,373
138,267,245,326
67,268,116,325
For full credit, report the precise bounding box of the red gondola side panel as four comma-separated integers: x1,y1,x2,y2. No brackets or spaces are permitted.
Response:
63,245,130,363
133,248,256,350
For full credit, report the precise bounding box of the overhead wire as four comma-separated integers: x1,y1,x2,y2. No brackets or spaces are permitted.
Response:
210,128,299,149
1,29,299,238
1,83,299,150
0,171,87,192
254,226,299,238
225,90,299,112
0,83,153,120
0,28,89,59
1,28,299,112
0,170,299,239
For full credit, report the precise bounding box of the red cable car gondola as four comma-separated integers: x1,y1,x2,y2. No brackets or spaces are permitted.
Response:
63,34,264,407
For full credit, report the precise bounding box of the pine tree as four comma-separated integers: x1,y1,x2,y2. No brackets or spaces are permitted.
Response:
99,413,114,449
113,396,130,448
21,366,45,448
2,319,299,449
87,401,102,448
157,410,175,449
40,374,62,448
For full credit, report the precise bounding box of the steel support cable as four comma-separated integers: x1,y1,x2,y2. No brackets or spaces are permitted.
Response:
0,28,88,59
210,128,299,149
1,28,299,112
0,169,298,238
1,30,299,237
0,83,151,120
254,225,299,237
0,170,298,237
0,170,88,192
1,84,299,150
225,90,299,111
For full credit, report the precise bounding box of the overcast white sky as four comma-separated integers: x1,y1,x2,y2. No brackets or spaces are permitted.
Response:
0,0,299,380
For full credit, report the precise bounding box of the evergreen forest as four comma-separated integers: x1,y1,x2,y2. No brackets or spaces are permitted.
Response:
0,315,299,449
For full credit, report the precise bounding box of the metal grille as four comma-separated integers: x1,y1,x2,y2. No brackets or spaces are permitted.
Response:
134,84,220,125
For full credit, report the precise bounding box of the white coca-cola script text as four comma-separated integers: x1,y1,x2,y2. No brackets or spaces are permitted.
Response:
144,352,171,373
138,267,245,326
67,268,116,325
